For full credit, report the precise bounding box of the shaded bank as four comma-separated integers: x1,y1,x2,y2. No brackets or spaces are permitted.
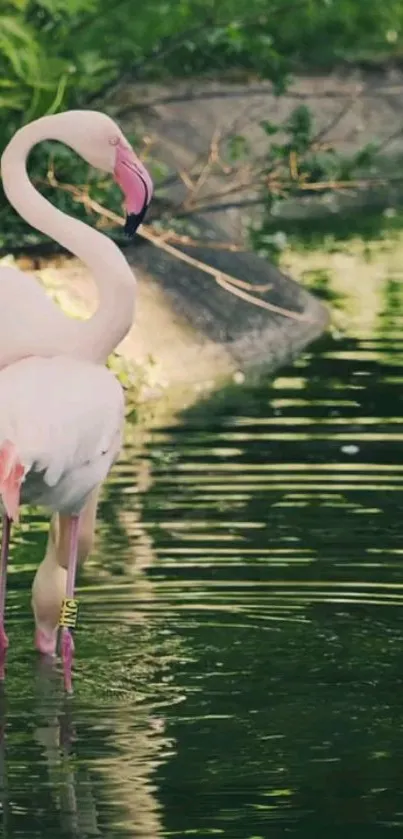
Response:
128,217,328,377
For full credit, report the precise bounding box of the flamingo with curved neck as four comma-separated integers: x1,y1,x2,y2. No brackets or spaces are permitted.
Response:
0,109,153,367
0,110,153,691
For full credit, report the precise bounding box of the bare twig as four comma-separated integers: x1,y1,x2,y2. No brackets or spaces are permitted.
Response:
39,170,311,323
176,197,264,217
183,127,224,208
377,123,403,154
289,150,298,181
298,176,388,191
178,168,197,192
311,93,361,146
212,271,306,319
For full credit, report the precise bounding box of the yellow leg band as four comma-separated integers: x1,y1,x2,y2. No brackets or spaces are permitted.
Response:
59,597,78,629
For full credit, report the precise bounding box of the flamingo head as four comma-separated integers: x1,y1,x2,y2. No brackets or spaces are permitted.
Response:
112,134,154,237
60,110,153,237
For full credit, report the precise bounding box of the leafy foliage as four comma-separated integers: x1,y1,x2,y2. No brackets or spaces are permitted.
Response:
247,104,403,260
2,0,403,137
1,0,403,248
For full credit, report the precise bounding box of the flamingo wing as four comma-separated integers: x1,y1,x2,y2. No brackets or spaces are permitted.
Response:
0,356,125,516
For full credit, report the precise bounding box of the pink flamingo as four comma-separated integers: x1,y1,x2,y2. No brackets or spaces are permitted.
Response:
0,110,153,691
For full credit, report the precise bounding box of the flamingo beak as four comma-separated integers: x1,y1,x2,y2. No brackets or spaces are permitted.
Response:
113,140,153,237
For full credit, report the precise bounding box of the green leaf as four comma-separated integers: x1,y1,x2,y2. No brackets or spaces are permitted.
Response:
260,119,280,136
0,78,19,87
353,142,379,168
0,91,25,109
0,15,32,43
4,0,29,9
45,73,68,115
227,134,251,162
33,0,96,13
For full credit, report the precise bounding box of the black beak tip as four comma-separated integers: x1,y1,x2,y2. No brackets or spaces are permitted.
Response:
123,214,139,238
124,203,148,239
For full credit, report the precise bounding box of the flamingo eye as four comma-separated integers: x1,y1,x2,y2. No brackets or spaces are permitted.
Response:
109,136,120,146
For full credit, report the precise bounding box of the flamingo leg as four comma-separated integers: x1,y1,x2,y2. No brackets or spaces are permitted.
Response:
59,515,80,694
0,517,10,680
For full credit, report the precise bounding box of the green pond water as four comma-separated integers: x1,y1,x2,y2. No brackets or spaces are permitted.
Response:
2,261,403,838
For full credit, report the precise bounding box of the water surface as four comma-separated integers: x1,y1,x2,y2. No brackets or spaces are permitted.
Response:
2,270,403,837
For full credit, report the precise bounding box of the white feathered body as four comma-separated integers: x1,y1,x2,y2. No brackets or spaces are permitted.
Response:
0,356,124,515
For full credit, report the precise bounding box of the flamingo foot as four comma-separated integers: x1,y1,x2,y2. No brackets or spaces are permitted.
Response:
60,627,75,694
34,628,57,658
0,626,9,681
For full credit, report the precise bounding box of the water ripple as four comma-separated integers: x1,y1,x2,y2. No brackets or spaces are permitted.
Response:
4,271,403,835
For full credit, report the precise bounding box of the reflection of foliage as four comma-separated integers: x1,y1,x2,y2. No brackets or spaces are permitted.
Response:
298,268,345,310
254,201,403,259
132,314,403,834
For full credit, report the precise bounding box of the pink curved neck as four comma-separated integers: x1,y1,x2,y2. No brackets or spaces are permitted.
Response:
1,115,136,364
